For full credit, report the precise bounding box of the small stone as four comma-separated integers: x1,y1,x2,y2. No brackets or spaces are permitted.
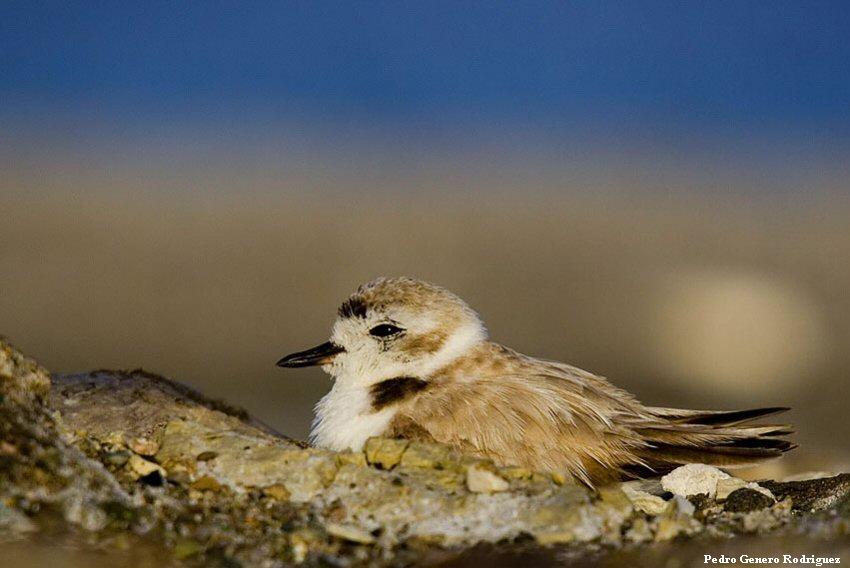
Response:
336,451,367,467
325,522,376,544
262,483,291,501
130,436,159,456
466,463,509,493
195,450,219,462
364,437,408,470
724,488,776,513
190,475,223,492
661,463,731,498
621,482,669,515
126,454,165,480
499,466,533,480
530,472,553,485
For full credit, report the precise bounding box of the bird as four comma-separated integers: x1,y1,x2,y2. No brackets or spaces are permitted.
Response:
277,277,795,487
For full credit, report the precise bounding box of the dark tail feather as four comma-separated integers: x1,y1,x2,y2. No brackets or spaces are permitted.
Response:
647,406,790,426
626,406,795,477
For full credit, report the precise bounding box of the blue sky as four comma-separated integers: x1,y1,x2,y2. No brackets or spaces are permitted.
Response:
2,2,850,192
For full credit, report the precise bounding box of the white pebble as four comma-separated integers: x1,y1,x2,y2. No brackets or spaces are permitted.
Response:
661,464,730,498
466,464,509,493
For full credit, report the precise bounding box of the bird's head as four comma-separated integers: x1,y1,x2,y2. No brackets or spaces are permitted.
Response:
277,277,487,385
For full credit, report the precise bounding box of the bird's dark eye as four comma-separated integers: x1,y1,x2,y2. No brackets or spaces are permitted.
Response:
369,324,403,338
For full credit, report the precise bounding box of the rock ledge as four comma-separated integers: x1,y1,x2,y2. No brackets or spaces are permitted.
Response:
1,338,848,566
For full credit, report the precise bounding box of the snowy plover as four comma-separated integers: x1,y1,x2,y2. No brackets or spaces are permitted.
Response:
277,277,794,486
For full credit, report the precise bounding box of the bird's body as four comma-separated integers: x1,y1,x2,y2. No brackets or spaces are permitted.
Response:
278,277,794,487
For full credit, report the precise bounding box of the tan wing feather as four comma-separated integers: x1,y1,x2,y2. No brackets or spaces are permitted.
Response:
388,342,795,487
390,343,651,485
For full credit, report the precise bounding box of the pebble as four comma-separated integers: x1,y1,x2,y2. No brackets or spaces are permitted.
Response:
466,464,509,493
499,466,533,480
724,488,776,513
621,482,669,515
364,437,409,470
126,454,166,480
661,464,730,498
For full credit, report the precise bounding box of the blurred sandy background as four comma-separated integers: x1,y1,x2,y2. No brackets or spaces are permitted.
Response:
3,3,850,478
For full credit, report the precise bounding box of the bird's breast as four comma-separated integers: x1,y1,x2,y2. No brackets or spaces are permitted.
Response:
310,381,398,452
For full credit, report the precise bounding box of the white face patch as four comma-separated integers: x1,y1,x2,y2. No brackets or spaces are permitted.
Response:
322,305,486,388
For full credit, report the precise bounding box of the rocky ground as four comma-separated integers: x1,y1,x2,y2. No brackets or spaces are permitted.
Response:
1,337,848,567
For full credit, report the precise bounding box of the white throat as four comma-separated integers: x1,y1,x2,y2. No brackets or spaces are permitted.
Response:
309,382,396,451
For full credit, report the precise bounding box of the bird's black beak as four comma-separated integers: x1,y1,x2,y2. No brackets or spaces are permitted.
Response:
276,342,345,368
